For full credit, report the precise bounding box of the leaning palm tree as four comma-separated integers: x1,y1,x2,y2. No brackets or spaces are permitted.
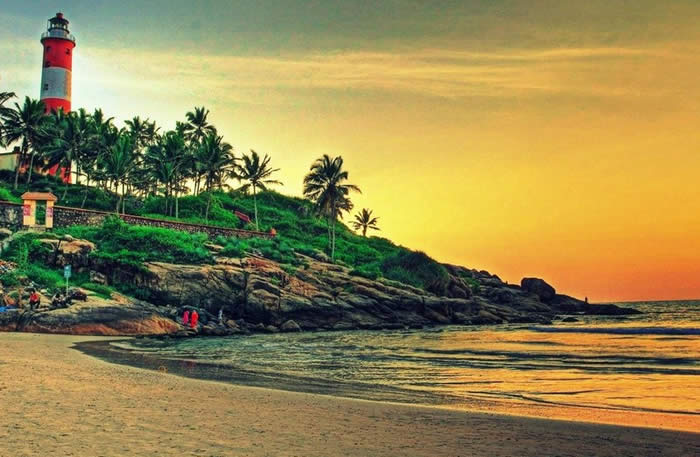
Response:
303,155,361,261
237,150,281,230
0,97,48,188
352,208,380,237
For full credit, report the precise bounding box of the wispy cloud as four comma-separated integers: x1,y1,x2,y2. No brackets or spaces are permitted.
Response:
73,45,685,102
2,39,689,103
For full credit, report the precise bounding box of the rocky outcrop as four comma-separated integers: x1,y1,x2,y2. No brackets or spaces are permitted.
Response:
0,237,640,336
0,292,180,335
39,237,96,269
521,277,556,302
97,255,599,332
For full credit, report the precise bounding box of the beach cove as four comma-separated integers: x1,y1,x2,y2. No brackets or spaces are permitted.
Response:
1,333,698,457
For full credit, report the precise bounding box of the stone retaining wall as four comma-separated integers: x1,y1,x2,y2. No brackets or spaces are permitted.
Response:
0,202,23,231
0,200,273,240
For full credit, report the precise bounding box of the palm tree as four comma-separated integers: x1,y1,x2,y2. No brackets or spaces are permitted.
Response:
1,97,48,188
237,150,281,230
196,131,235,221
144,131,189,217
101,134,137,213
162,131,188,218
184,107,216,145
352,208,380,237
303,155,361,261
0,92,16,146
42,109,92,199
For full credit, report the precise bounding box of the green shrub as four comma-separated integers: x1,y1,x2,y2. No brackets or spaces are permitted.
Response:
349,264,382,280
25,264,64,289
0,270,21,287
80,282,114,299
0,187,21,203
381,250,450,295
82,216,212,265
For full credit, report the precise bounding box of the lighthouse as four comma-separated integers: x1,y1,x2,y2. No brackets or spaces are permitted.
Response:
40,12,75,114
39,12,75,182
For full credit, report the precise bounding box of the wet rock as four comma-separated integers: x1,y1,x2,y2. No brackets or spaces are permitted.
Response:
280,319,301,332
264,324,280,333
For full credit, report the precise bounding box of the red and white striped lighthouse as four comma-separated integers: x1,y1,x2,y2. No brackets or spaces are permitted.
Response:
39,12,76,183
40,12,75,114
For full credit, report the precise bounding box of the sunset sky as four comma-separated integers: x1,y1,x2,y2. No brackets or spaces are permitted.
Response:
2,1,699,301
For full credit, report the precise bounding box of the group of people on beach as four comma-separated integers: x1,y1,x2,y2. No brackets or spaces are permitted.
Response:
0,288,68,311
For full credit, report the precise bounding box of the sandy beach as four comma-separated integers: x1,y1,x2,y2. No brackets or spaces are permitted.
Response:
1,333,698,457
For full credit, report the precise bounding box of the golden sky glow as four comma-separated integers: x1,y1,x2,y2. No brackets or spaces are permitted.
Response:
2,2,699,301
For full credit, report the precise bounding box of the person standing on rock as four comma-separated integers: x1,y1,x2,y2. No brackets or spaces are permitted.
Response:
190,310,199,329
182,309,190,327
218,308,223,325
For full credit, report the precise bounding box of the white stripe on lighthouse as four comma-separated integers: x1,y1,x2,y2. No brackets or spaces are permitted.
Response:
40,67,72,101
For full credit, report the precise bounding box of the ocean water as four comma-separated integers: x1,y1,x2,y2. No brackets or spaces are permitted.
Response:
105,300,700,431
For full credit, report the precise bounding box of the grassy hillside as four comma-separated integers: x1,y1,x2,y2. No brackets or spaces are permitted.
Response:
0,174,450,296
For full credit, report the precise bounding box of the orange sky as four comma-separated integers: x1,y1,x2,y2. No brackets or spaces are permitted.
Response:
2,2,699,301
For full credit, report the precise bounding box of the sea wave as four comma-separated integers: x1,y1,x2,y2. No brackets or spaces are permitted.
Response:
529,326,700,335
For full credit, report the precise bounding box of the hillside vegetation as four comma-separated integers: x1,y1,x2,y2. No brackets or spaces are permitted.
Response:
0,175,451,297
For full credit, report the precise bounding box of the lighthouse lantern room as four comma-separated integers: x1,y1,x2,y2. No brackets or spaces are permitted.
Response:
40,12,76,114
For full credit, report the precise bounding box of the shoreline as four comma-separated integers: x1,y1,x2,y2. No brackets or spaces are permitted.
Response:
78,337,700,434
1,333,698,456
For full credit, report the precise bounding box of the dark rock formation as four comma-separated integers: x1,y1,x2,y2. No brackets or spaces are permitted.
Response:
521,277,556,302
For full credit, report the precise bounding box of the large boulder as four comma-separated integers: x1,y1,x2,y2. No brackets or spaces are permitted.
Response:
521,277,556,302
280,319,302,332
39,238,96,270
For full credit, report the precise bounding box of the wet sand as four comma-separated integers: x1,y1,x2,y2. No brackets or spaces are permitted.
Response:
1,333,698,457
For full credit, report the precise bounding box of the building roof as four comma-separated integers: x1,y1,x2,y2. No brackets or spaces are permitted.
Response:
21,192,58,202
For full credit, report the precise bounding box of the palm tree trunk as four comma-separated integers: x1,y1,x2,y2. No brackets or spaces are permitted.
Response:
81,173,90,208
122,182,127,214
326,215,332,249
115,182,122,213
331,200,336,262
13,168,19,189
205,191,212,222
27,152,36,185
175,189,179,219
363,226,367,237
13,150,23,190
253,184,259,231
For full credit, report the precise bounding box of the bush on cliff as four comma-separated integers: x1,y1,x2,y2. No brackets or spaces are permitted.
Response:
60,216,213,266
381,250,450,295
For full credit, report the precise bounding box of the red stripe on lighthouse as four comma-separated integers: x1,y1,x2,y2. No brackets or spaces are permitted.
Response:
42,38,74,70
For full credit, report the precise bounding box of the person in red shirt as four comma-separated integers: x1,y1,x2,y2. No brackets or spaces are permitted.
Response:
190,310,199,329
29,290,41,310
182,309,190,326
